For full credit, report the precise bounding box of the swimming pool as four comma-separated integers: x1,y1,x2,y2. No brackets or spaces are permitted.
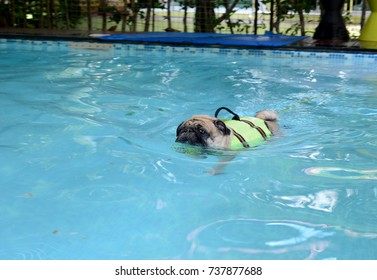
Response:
0,39,376,260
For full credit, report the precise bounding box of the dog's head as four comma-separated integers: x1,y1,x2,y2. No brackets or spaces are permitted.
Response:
176,115,232,148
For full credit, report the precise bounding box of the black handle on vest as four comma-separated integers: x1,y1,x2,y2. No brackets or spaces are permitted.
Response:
214,107,240,121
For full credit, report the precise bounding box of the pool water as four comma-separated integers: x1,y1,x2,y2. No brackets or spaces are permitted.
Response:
0,40,377,260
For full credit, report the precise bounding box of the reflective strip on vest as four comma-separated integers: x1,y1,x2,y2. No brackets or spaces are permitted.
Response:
223,117,272,150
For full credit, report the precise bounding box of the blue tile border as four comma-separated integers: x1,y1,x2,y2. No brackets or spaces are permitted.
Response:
1,38,377,64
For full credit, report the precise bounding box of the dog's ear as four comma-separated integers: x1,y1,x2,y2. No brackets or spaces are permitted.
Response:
176,122,184,136
213,120,231,135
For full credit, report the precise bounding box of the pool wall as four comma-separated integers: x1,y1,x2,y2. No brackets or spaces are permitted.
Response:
1,38,377,64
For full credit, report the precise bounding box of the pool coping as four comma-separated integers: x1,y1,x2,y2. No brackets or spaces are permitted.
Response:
1,29,377,55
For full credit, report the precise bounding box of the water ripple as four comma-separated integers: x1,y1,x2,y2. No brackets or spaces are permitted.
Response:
0,244,55,260
56,183,150,205
186,218,336,259
274,190,338,213
305,167,377,180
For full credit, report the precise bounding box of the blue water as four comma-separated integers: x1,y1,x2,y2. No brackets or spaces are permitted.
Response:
0,40,377,260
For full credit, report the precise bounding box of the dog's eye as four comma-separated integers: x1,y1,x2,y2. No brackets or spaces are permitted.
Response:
199,128,206,135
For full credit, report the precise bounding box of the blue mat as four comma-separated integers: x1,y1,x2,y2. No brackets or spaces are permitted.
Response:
96,32,307,47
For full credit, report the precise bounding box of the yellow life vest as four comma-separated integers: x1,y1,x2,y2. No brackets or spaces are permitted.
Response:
223,116,272,150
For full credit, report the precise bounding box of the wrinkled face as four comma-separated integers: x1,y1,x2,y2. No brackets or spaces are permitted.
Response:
176,115,231,148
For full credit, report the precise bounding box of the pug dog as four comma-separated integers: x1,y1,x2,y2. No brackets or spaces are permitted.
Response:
176,110,278,149
175,108,279,174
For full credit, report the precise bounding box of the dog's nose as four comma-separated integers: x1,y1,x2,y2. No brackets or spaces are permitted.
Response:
176,136,189,144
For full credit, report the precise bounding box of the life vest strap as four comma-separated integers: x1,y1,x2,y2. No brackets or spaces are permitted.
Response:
214,107,270,148
240,119,268,140
231,129,250,148
214,107,240,120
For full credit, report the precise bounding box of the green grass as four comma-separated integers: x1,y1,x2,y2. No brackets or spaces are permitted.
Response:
76,10,363,38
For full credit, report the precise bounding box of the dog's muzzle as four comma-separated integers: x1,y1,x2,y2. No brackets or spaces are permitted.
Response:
176,128,208,146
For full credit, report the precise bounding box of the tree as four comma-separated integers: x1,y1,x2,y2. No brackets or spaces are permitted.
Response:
313,0,350,40
86,0,92,31
58,0,82,29
194,0,240,32
144,0,154,31
0,0,11,27
291,0,317,36
267,0,317,36
176,0,196,32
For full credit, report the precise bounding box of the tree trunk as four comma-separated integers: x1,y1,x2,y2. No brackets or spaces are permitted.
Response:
253,0,258,34
360,0,367,29
130,0,137,32
275,0,280,33
64,0,70,29
21,1,27,27
100,0,107,32
10,0,15,27
313,0,350,40
152,4,155,31
86,0,92,31
167,0,172,30
144,0,153,31
194,0,216,32
224,0,234,33
121,0,129,32
183,2,188,32
215,0,240,25
269,0,274,32
38,0,44,28
298,7,305,36
47,0,55,29
194,0,240,32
